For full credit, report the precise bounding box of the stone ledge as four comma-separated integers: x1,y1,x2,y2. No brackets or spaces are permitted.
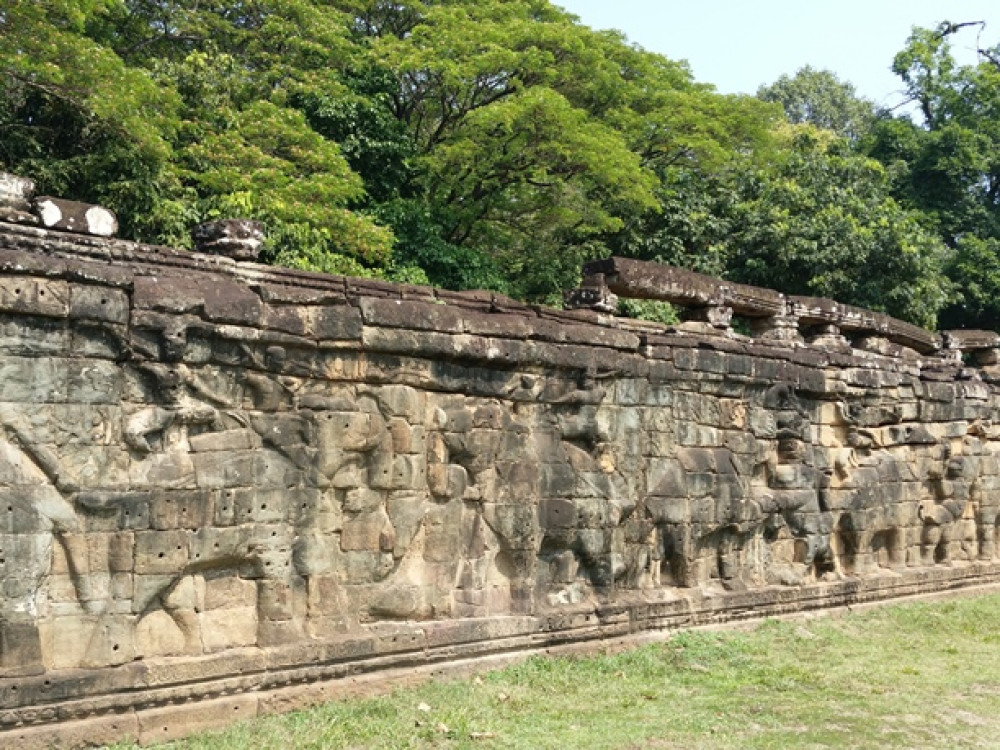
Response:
4,565,1000,748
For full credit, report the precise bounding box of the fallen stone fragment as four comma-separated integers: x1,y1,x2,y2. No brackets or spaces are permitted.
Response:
191,218,265,261
34,196,118,237
0,172,35,210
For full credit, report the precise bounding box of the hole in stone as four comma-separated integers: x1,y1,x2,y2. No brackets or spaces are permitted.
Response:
39,290,44,296
261,504,267,510
13,289,20,295
101,299,108,305
157,552,165,558
176,545,181,551
271,532,277,537
112,644,119,651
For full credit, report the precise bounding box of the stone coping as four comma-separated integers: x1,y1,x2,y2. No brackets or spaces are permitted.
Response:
581,256,944,355
0,221,971,372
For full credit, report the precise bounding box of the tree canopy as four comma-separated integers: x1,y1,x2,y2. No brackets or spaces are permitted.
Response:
2,3,998,330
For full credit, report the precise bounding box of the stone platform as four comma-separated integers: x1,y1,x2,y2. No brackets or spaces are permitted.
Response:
1,216,1000,746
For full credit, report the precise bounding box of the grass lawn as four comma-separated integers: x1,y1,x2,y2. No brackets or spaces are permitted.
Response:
110,592,1000,749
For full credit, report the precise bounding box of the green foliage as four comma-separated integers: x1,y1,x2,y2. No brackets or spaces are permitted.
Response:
0,1,990,329
610,127,954,328
941,236,1000,329
617,298,679,325
727,129,954,328
862,21,1000,328
371,199,508,292
757,65,878,141
1,0,392,269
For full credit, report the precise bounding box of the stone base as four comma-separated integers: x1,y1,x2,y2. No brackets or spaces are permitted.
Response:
4,562,1000,749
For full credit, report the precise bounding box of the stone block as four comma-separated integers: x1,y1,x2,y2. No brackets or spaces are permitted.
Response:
482,503,538,550
375,384,425,421
360,297,464,332
149,489,214,530
0,355,66,402
542,497,578,528
343,487,383,513
67,359,124,404
203,279,263,325
0,277,68,318
202,572,257,610
292,530,340,575
130,450,196,490
646,496,689,524
312,304,363,340
647,457,686,496
137,694,260,745
0,618,43,674
199,606,259,651
540,463,577,497
391,454,427,490
191,218,263,260
343,549,392,583
0,316,68,356
34,196,117,236
341,509,391,552
192,450,261,489
263,303,309,336
4,713,139,748
134,530,189,574
316,410,378,453
0,172,34,210
423,502,464,562
68,284,129,323
188,428,261,453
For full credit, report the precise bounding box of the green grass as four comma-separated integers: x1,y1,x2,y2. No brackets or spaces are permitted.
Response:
110,593,1000,749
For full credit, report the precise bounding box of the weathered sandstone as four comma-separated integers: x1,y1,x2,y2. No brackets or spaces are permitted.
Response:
0,199,1000,745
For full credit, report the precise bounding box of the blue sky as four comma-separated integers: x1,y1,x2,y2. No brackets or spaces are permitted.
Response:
555,1,1000,107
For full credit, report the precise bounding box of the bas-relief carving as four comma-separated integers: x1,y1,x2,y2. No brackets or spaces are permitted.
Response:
4,310,1000,680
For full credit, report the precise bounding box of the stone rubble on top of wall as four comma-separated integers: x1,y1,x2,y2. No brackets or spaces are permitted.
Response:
2,173,1000,746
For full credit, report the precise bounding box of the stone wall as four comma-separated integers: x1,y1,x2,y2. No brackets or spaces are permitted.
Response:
3,208,1000,745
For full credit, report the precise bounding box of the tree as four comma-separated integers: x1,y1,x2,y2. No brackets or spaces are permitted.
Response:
864,22,1000,327
0,0,182,239
610,127,954,328
1,0,397,273
757,66,877,141
727,128,953,327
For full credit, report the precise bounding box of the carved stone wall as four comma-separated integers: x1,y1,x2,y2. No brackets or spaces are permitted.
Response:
3,219,1000,746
